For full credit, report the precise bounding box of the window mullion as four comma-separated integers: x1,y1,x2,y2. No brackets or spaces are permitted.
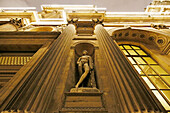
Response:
135,60,170,105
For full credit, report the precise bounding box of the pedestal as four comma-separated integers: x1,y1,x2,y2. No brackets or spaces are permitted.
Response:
60,88,107,113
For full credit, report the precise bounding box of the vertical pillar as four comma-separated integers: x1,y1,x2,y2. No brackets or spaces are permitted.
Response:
0,24,76,113
95,24,165,113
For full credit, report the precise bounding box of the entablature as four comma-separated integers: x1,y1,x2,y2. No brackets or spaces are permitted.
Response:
0,4,170,28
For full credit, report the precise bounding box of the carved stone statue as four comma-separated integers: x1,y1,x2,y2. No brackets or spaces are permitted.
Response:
75,50,93,88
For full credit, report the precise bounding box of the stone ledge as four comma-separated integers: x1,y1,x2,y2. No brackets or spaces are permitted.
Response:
70,87,100,93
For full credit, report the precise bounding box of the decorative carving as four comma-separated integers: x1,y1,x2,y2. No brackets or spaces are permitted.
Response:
92,18,104,25
118,33,122,37
125,32,129,37
40,10,63,18
156,37,167,47
151,23,169,29
148,36,155,41
9,18,25,28
140,34,145,38
157,39,164,44
67,18,78,24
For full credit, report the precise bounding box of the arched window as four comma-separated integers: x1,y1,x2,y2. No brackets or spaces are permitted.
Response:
119,44,170,111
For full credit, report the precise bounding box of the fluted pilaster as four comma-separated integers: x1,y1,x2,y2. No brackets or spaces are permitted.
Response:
0,24,75,113
95,24,165,113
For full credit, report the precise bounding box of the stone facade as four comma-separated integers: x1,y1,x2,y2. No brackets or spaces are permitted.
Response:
0,0,169,113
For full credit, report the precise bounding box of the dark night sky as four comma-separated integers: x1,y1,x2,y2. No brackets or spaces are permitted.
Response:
0,0,153,12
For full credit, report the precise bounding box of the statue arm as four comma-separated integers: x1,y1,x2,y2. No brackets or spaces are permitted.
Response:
89,56,93,70
77,57,81,64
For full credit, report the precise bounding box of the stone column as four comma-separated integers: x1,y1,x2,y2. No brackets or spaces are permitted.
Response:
0,24,75,113
95,24,166,113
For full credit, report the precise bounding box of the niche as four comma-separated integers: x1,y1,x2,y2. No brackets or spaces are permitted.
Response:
74,43,98,88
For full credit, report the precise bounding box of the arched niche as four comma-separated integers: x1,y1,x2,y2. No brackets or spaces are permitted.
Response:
75,43,95,57
110,27,170,55
74,43,97,88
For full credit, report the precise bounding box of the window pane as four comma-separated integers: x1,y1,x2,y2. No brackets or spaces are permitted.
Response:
149,76,169,89
133,57,146,64
136,50,147,55
142,76,156,89
143,57,157,64
161,90,170,101
128,57,136,64
151,65,168,75
127,50,138,55
140,65,156,75
1,57,6,65
119,46,124,49
152,90,170,110
122,50,129,55
123,45,132,49
0,57,2,63
134,65,144,74
161,76,170,84
131,46,140,50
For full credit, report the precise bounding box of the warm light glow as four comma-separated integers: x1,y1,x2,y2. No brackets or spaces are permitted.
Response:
119,44,170,111
0,7,36,11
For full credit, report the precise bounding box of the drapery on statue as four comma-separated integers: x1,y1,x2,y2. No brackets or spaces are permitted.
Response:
75,50,93,88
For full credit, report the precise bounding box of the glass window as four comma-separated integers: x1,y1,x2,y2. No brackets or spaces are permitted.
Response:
136,50,147,55
119,46,124,49
131,46,140,49
119,44,170,111
148,76,169,89
140,65,156,75
133,57,146,64
142,76,156,89
123,45,132,49
151,65,168,75
143,57,157,64
122,50,129,55
152,90,170,110
127,50,138,55
161,76,170,84
134,65,144,74
0,56,32,66
127,57,136,64
162,90,170,100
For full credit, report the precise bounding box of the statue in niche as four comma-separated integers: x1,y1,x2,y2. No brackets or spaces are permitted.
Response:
75,50,94,88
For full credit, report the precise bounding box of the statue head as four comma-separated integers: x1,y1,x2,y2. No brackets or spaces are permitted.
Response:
82,50,88,55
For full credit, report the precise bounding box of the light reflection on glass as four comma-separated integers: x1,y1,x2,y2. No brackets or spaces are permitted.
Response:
140,65,156,75
133,57,146,64
131,46,140,49
143,57,157,64
128,57,136,64
151,65,168,75
161,76,170,84
119,46,124,49
152,90,170,110
136,50,147,55
124,45,132,49
161,90,170,101
134,65,144,74
122,50,129,55
149,76,169,89
127,50,138,55
142,76,156,89
120,44,170,111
